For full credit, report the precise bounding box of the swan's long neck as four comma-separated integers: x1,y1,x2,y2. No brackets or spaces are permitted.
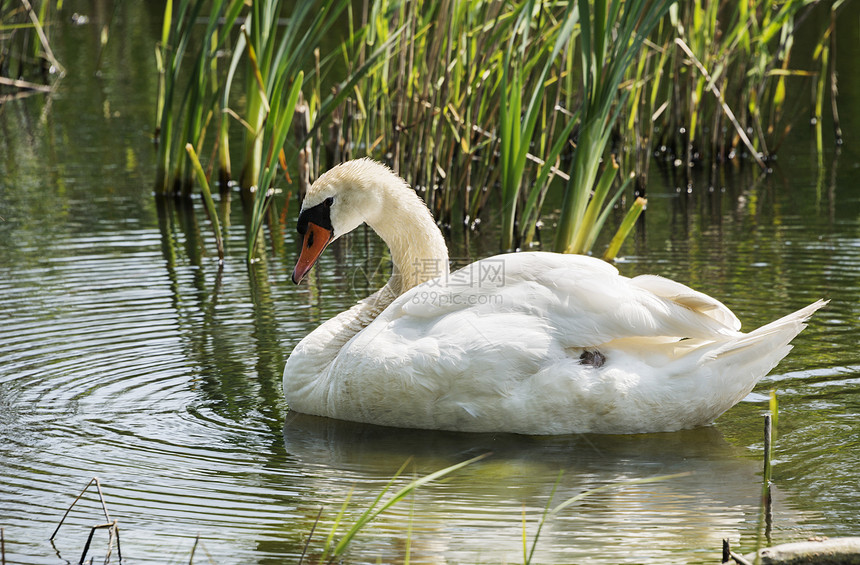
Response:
289,167,450,366
365,178,449,297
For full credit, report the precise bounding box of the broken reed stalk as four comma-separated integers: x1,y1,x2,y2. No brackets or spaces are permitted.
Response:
674,38,768,172
721,412,779,565
0,77,53,92
755,414,775,565
763,414,772,483
50,477,123,564
722,539,755,565
189,534,200,564
79,521,121,565
51,478,111,540
188,533,216,565
722,538,755,565
18,0,65,76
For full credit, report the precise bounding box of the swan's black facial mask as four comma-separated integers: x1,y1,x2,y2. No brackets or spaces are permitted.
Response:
296,199,334,236
292,200,334,284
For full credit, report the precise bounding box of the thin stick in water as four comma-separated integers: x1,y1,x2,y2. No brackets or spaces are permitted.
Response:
763,414,772,482
50,477,123,563
51,477,100,540
78,521,117,565
189,534,200,564
299,507,324,565
674,38,768,172
18,0,65,76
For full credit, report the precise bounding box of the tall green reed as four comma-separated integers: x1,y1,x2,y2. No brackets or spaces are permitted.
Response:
246,70,304,261
230,0,350,190
325,0,671,257
324,0,510,229
154,0,355,261
553,0,673,256
154,0,243,195
498,0,578,251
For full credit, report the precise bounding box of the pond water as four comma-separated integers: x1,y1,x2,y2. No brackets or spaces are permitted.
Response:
1,4,858,564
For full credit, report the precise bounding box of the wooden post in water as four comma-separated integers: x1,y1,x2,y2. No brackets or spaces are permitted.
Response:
763,414,773,543
763,414,772,483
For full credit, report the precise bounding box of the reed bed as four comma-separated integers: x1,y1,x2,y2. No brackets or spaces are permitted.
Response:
629,0,846,178
151,0,843,261
0,0,63,102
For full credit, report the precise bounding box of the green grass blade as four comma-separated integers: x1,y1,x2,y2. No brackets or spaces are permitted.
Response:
321,487,353,561
525,470,563,565
550,471,690,517
185,143,224,263
602,196,646,261
330,453,489,558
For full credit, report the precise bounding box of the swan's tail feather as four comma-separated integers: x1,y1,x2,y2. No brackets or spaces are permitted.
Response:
668,299,829,425
687,299,827,408
706,299,828,362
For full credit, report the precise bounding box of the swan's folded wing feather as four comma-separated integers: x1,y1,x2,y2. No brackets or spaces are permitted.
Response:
531,265,742,345
629,274,741,331
393,252,741,353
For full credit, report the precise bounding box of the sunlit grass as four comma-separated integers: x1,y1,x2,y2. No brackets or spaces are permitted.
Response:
299,454,688,565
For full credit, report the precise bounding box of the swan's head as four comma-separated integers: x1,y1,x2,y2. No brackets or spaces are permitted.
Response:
292,159,398,284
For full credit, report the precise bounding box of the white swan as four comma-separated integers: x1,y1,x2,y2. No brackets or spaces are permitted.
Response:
284,158,826,435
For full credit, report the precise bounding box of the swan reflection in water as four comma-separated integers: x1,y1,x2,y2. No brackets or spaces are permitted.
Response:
282,413,811,564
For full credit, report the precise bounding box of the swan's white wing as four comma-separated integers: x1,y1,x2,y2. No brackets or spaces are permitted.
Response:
630,274,741,331
397,252,740,346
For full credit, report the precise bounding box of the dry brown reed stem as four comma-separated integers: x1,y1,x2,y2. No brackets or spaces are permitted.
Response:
189,534,200,564
674,38,768,172
18,0,65,76
187,533,218,564
50,477,122,563
827,13,843,146
0,77,52,92
51,478,111,539
79,520,120,564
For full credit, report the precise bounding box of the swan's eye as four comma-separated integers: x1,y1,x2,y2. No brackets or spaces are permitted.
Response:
324,197,334,208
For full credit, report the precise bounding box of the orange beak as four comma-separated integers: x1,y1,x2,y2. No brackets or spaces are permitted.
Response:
292,222,333,284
